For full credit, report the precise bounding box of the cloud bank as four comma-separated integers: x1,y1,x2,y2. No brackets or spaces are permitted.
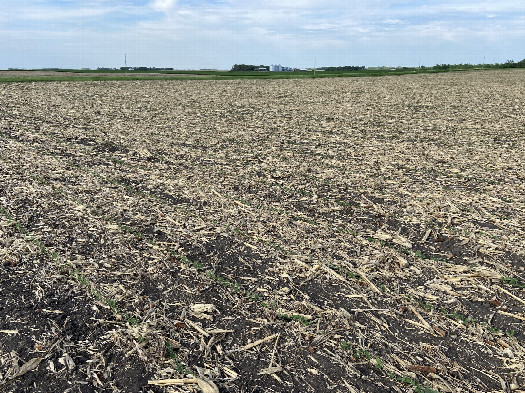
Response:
0,0,523,69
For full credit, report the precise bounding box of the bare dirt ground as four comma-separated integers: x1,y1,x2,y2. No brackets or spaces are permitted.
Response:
0,70,524,393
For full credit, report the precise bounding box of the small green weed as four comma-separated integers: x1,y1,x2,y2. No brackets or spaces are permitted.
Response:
417,298,509,334
501,277,525,289
280,313,312,326
341,341,371,360
165,342,178,360
375,358,384,369
165,342,191,374
387,371,439,393
126,314,139,326
329,264,362,281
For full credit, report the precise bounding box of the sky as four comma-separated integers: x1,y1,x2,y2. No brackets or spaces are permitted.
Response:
0,0,524,70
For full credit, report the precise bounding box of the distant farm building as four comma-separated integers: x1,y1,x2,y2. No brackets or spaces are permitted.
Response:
270,64,293,72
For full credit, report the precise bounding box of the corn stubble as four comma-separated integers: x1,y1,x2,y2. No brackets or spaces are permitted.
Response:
0,70,524,393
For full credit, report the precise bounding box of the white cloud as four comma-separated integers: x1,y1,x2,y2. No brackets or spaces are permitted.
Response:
19,6,115,21
383,19,403,25
150,0,178,13
394,1,525,19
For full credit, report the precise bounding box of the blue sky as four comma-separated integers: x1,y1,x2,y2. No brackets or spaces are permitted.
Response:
0,0,524,69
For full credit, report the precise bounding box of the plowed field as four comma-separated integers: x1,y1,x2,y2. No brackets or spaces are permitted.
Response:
1,70,524,393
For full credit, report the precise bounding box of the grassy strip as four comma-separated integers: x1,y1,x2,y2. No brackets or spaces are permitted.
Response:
0,75,219,83
0,67,502,84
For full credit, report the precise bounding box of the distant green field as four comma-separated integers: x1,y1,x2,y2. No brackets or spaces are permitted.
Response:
0,75,212,83
0,67,481,83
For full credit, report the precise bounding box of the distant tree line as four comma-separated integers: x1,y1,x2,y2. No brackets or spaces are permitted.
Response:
428,59,525,70
119,67,174,71
322,66,365,71
491,59,525,68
